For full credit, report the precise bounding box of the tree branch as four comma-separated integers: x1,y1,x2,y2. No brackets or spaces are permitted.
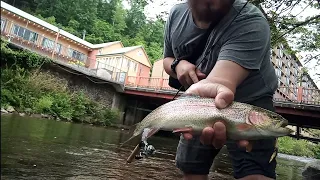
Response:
278,14,320,39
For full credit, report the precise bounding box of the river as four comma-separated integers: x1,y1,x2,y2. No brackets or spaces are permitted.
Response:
1,115,316,180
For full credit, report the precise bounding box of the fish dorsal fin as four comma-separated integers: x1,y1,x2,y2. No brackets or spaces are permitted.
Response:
176,93,202,100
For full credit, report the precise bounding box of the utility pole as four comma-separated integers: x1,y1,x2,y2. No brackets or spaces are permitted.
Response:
82,29,86,40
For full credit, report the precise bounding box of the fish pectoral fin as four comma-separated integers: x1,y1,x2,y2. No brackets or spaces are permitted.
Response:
236,123,253,131
172,127,193,134
142,128,160,141
172,125,194,134
269,148,278,163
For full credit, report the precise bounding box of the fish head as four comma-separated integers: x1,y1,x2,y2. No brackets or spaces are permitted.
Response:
245,107,294,137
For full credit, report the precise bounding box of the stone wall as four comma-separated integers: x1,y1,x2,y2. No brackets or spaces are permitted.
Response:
41,63,118,109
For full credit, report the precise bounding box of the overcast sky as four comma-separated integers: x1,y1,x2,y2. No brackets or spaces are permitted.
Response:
125,0,320,88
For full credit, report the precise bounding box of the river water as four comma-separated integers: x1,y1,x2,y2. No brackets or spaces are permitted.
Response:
1,115,316,180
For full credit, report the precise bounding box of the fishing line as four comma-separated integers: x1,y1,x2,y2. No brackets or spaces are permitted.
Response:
172,0,249,100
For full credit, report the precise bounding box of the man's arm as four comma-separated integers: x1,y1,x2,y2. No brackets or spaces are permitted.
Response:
206,60,249,94
163,57,177,78
206,17,270,93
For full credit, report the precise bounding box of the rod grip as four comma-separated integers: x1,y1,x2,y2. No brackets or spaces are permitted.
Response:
126,143,140,163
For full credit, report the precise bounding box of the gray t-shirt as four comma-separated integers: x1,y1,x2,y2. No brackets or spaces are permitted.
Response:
163,0,278,103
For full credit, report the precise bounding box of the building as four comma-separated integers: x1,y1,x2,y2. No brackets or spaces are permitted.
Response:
0,1,151,84
271,44,319,103
151,59,169,79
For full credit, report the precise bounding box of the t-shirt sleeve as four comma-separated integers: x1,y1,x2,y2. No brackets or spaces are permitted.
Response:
163,7,175,58
217,17,270,70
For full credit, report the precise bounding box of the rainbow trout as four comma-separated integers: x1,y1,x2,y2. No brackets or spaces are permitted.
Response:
122,94,293,163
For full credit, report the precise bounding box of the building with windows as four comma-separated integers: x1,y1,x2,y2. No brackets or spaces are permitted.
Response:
271,44,319,102
0,1,151,83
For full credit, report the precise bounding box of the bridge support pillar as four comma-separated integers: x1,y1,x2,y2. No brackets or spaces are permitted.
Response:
296,125,301,140
111,93,127,124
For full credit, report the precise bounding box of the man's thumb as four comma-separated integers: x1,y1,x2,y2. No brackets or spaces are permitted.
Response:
215,85,234,109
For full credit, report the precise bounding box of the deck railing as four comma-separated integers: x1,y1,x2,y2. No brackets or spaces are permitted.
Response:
1,18,126,84
125,76,320,105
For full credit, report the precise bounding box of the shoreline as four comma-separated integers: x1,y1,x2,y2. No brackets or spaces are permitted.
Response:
0,108,131,131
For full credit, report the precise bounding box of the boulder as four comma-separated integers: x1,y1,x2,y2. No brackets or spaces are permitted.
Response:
1,108,8,114
6,106,15,113
302,159,320,180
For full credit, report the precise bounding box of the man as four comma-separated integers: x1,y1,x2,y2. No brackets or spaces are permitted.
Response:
163,0,279,180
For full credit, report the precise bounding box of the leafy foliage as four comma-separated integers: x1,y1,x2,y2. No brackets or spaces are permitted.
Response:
1,40,120,126
278,136,320,159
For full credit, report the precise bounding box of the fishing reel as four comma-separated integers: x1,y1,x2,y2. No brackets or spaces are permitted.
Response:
135,140,156,160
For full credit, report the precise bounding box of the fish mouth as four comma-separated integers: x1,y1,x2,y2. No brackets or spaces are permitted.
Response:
279,120,288,128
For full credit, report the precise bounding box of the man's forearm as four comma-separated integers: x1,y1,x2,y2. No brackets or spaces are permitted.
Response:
206,60,250,94
163,57,177,79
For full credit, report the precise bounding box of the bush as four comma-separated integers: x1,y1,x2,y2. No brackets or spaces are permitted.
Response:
278,136,319,158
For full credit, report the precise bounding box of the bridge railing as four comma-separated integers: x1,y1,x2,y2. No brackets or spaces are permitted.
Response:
125,76,320,105
125,76,177,91
275,86,320,105
1,18,126,84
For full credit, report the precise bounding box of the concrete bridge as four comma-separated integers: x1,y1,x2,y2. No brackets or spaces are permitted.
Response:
2,28,320,142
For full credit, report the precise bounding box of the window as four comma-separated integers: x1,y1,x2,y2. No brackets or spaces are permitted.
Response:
67,48,85,62
42,38,62,53
12,24,38,43
286,68,290,76
277,58,282,67
275,68,281,78
286,77,290,85
1,18,6,32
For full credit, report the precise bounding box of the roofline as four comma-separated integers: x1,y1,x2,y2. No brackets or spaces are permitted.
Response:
91,41,123,49
0,1,115,50
97,46,142,56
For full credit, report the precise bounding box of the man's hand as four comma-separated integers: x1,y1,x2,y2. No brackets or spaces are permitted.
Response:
175,60,206,89
182,79,249,149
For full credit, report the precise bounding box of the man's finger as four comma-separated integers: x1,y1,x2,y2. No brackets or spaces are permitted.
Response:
184,75,194,88
200,127,214,145
189,70,199,83
238,140,249,148
183,133,193,140
212,122,226,148
195,69,206,80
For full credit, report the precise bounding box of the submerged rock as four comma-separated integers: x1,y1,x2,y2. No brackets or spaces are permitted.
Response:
6,106,15,113
302,159,320,180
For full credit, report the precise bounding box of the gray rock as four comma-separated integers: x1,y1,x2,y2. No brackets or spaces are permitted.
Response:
6,106,15,113
25,108,32,114
19,113,26,117
1,108,8,114
41,114,49,118
302,159,320,180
